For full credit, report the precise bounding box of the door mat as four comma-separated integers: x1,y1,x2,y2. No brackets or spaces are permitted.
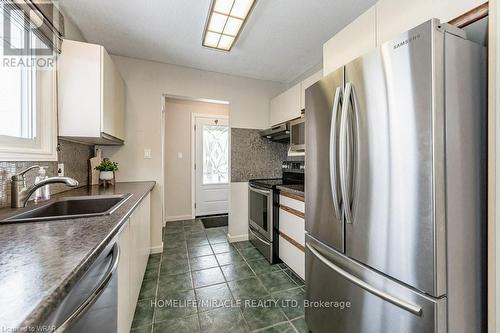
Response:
200,214,228,228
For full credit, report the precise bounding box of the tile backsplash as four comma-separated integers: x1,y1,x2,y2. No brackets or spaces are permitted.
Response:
231,128,289,182
0,140,93,208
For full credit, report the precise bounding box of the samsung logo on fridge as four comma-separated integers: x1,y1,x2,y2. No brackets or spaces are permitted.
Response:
393,34,421,50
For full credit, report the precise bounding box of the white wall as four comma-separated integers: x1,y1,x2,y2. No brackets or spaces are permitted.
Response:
164,98,229,220
323,0,485,76
99,55,284,250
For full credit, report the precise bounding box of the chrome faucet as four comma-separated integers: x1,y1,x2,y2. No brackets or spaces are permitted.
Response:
11,165,79,208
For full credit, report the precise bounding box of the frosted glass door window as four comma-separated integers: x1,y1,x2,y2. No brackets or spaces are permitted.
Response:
203,125,229,184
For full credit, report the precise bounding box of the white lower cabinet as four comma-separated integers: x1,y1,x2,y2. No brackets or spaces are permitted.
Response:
279,235,305,279
117,193,151,333
278,193,305,280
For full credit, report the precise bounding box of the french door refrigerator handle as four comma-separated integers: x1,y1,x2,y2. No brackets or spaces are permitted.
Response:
306,243,423,316
55,242,120,332
339,83,354,224
329,86,343,219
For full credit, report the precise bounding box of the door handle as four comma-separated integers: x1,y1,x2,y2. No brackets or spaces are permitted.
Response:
306,243,423,316
329,87,343,220
55,243,120,332
339,82,357,224
249,185,272,196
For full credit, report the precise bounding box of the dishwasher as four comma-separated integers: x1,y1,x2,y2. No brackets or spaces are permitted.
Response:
44,240,120,333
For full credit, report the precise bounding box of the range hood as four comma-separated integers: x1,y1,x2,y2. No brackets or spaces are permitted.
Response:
260,123,290,142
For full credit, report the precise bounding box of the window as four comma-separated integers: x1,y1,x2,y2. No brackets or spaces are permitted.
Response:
203,124,229,184
0,3,57,161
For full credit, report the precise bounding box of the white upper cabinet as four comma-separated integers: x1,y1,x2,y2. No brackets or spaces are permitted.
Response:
58,39,125,145
376,0,485,44
323,6,377,76
269,83,301,126
300,70,323,110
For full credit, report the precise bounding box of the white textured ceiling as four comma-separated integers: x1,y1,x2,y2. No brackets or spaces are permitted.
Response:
59,0,377,83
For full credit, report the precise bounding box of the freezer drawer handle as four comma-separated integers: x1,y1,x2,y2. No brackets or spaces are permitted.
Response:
55,242,120,332
306,243,423,316
329,86,343,220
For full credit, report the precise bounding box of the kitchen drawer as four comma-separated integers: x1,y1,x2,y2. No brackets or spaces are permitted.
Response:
279,207,305,246
279,194,305,213
279,235,305,279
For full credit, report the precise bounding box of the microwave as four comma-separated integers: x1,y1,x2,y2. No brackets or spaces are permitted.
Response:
290,117,305,151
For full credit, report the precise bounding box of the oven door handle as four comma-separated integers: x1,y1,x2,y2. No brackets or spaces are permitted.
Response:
249,227,272,246
249,185,272,196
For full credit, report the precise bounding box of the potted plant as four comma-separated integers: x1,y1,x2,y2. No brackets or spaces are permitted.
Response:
95,158,119,181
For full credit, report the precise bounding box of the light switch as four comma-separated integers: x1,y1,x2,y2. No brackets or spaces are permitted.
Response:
178,152,183,159
144,149,152,159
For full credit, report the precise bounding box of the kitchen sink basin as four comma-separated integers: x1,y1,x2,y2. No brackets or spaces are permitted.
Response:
1,194,132,223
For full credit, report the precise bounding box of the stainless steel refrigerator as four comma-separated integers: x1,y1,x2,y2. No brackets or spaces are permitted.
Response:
304,19,486,333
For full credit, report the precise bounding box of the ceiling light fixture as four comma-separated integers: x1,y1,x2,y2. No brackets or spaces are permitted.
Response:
202,0,257,51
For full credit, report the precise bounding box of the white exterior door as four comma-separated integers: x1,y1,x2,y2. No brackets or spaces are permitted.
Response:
195,116,229,216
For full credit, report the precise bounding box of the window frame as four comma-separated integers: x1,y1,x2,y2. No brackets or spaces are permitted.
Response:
0,5,58,161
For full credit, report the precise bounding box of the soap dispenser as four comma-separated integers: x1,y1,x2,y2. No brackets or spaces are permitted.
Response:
34,167,49,202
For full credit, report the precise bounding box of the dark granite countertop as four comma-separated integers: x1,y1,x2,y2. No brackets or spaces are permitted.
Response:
277,184,305,197
0,181,155,330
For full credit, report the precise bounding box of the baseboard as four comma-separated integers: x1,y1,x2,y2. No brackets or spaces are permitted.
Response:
227,233,248,243
165,215,193,222
150,243,164,254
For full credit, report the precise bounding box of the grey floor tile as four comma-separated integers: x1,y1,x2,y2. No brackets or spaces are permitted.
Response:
164,226,184,234
131,324,153,333
162,250,188,262
185,231,207,239
187,237,210,247
190,255,219,271
272,287,304,320
158,272,193,296
153,314,200,333
241,297,287,331
259,271,297,293
220,262,255,282
160,258,190,276
256,322,296,333
210,242,237,254
164,231,185,241
188,245,214,258
195,282,234,312
198,307,249,333
246,258,281,275
144,265,160,281
163,239,187,250
192,267,225,288
138,277,158,300
207,234,228,245
232,241,254,249
227,277,269,300
215,251,245,266
283,268,305,287
238,247,265,261
154,289,198,323
290,317,309,333
131,299,155,329
163,245,188,256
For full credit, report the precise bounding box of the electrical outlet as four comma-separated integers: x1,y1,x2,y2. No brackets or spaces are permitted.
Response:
178,152,183,159
144,149,152,159
57,163,64,176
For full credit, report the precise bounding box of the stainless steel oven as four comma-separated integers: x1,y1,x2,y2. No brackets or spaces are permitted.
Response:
290,117,305,151
248,184,274,261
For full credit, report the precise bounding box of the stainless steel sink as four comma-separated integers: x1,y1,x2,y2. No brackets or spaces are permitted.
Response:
1,194,132,223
